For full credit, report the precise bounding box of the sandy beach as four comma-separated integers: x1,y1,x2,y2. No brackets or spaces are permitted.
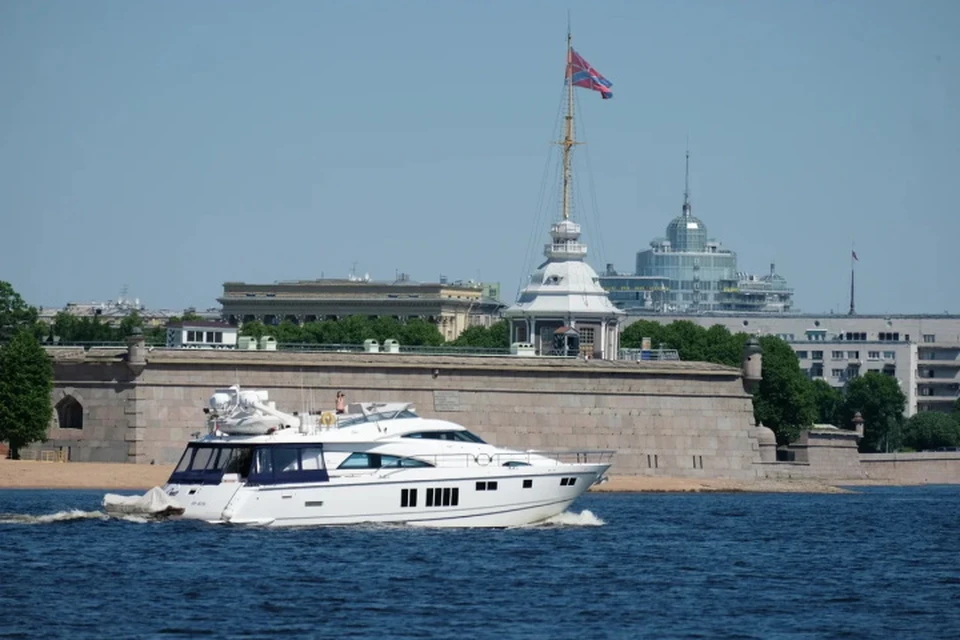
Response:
0,460,176,490
0,459,866,493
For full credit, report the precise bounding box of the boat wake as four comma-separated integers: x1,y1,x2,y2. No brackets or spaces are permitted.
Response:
526,509,606,528
0,509,157,525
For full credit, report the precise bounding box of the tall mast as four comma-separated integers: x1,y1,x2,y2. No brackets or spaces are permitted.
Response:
561,27,576,221
682,147,692,217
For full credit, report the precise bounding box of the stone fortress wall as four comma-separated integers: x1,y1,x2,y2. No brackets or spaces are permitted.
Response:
44,344,764,479
38,338,958,485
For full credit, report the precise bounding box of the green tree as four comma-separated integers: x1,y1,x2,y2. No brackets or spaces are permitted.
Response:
842,372,907,452
702,324,745,368
239,320,270,340
144,324,168,345
660,320,710,362
451,320,510,349
902,412,960,451
399,318,444,346
0,330,54,458
620,319,668,350
621,320,743,366
810,378,845,426
270,320,305,344
752,336,816,446
117,310,144,337
0,281,39,343
303,320,347,344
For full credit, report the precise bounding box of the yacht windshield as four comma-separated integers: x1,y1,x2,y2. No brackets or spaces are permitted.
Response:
337,408,418,428
402,430,486,443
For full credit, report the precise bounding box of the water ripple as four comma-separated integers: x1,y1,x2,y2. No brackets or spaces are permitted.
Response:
0,487,959,639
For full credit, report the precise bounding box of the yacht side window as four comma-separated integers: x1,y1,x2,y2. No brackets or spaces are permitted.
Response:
223,447,254,477
337,452,433,469
300,447,325,471
273,448,300,473
254,448,273,474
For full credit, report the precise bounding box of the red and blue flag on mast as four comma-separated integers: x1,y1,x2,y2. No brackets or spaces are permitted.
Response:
567,48,613,99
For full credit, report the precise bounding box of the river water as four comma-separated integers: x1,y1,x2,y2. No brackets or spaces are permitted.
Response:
1,486,958,639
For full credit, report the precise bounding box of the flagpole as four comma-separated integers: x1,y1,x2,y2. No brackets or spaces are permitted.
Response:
561,24,575,221
848,245,856,316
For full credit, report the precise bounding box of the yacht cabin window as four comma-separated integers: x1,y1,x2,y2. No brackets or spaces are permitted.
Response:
337,453,434,469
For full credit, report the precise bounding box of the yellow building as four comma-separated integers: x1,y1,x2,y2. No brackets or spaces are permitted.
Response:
218,277,503,342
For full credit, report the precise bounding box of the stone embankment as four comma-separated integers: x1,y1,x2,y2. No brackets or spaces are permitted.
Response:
0,460,853,493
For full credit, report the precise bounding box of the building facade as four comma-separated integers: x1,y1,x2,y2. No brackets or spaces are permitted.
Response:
599,153,794,314
218,277,503,342
624,312,960,415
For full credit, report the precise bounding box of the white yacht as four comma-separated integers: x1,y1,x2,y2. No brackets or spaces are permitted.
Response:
139,386,612,528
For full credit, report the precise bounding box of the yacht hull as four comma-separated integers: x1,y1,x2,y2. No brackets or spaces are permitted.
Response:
164,463,608,528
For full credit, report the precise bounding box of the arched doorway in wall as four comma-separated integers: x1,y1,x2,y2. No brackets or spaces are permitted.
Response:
56,396,84,430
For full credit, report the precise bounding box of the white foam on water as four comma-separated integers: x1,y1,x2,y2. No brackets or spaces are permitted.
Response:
518,509,606,528
0,509,109,525
0,509,159,525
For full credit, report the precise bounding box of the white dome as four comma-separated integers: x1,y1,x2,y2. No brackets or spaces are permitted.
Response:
506,259,622,317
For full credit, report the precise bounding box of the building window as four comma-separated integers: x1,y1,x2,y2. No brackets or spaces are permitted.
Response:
923,334,936,343
831,351,844,360
848,351,859,359
811,351,823,360
883,351,896,360
831,369,844,378
795,350,808,359
868,351,880,360
579,327,595,345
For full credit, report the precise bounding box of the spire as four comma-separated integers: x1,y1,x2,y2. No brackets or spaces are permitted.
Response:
682,147,692,217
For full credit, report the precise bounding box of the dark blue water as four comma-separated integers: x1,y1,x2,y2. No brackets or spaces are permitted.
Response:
1,487,958,640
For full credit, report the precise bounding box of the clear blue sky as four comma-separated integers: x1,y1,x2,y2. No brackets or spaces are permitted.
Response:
2,0,958,315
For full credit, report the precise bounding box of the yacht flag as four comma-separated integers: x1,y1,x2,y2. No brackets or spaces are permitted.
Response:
568,49,613,99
